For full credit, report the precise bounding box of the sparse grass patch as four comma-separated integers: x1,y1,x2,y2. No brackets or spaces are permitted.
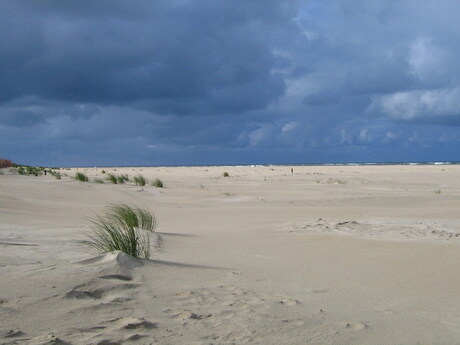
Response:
134,175,147,186
435,189,441,194
223,172,229,177
75,172,89,182
15,165,45,176
49,170,62,179
94,178,104,184
116,175,125,184
152,178,163,188
107,174,118,184
82,204,156,259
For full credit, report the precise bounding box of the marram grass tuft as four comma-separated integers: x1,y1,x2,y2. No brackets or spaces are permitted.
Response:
82,204,156,259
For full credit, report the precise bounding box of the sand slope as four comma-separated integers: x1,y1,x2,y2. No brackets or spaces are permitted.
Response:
1,165,460,344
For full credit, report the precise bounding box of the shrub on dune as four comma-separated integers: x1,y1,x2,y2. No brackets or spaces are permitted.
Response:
152,178,164,188
107,174,118,184
75,172,89,182
83,204,156,259
134,175,147,186
0,158,13,168
49,170,61,179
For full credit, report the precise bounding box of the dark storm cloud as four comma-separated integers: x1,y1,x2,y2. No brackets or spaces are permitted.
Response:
2,0,460,166
0,0,293,115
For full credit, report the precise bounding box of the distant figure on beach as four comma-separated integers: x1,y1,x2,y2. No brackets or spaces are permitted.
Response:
291,168,293,175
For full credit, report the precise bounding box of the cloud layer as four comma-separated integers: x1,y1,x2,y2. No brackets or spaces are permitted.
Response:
1,0,460,165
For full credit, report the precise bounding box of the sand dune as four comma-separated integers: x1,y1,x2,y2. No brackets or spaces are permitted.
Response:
1,165,460,344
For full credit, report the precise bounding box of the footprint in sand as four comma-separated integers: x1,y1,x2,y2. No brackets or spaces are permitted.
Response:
281,319,305,327
344,321,369,331
96,340,120,345
64,283,139,300
115,317,157,330
163,308,211,321
28,334,71,345
278,297,300,306
99,274,132,281
0,329,26,338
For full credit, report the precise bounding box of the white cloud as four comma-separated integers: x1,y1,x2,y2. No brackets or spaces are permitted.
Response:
372,88,460,121
408,37,450,83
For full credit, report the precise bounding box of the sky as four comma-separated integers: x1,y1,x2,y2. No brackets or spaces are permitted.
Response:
1,0,460,166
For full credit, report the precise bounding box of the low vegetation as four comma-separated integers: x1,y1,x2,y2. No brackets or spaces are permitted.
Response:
94,178,104,184
16,165,46,176
48,170,62,179
107,174,129,184
74,172,89,182
107,174,118,184
223,172,229,177
152,178,164,188
134,175,147,186
83,204,156,259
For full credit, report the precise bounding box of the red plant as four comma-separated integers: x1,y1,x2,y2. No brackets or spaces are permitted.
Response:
0,158,13,168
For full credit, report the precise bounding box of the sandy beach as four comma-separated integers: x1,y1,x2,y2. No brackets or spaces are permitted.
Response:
1,164,460,345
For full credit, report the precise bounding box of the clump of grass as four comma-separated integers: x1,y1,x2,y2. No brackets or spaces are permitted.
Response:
94,178,104,184
152,178,163,188
107,174,118,184
434,189,441,194
75,172,89,182
223,172,229,177
116,175,126,184
134,175,147,186
101,170,106,174
82,204,156,259
15,165,45,176
49,170,61,179
28,166,45,176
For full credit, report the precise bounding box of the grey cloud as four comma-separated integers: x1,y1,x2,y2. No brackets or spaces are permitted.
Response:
2,0,460,166
0,0,294,116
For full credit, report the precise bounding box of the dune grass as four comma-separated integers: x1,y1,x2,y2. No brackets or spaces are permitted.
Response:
94,178,104,184
49,170,62,179
83,204,156,259
107,174,118,184
223,172,229,177
75,172,89,182
134,175,147,186
152,178,164,188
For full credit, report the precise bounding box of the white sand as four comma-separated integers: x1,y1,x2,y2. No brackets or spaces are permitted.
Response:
1,165,460,344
